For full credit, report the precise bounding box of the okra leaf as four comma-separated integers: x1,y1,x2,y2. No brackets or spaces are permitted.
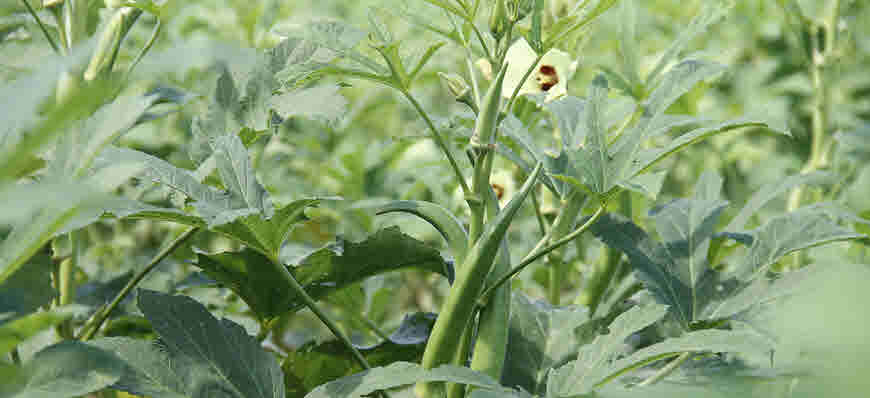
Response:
270,84,348,126
282,312,435,396
708,264,822,320
725,171,836,231
502,292,591,395
733,207,864,279
644,0,732,86
547,303,668,397
0,252,54,318
90,289,285,398
193,227,452,320
2,341,125,398
303,362,511,398
600,329,772,387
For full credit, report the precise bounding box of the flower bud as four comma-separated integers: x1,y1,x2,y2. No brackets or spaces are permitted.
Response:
489,0,509,40
506,0,535,23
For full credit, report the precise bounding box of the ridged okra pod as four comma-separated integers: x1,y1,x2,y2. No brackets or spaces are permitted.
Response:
417,162,543,398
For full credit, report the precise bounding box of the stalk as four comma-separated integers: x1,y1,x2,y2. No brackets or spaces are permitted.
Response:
79,227,198,340
417,163,542,398
637,352,693,386
546,191,585,305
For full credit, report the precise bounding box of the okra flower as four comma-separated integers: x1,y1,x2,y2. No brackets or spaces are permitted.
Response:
478,38,578,102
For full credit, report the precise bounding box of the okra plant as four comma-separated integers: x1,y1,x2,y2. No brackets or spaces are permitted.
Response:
1,1,868,398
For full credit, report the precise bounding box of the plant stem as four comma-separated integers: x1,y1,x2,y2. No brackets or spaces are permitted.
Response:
637,352,692,386
505,53,545,113
79,227,198,340
126,18,162,77
20,0,60,53
403,92,471,195
546,192,585,305
478,204,606,306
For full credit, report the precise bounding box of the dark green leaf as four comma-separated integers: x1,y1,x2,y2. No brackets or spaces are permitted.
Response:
193,227,451,320
134,289,285,398
0,252,54,318
283,312,435,396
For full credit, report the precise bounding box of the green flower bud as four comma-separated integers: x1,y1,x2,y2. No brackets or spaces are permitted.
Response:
489,0,509,40
507,0,535,22
438,72,470,100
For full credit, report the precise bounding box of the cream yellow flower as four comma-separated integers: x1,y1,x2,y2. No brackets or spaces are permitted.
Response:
482,38,577,102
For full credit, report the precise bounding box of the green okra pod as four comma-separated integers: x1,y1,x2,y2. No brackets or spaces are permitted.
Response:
417,161,543,398
469,63,508,150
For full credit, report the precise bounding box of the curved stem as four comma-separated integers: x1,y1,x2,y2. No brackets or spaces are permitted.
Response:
20,0,60,53
478,204,606,306
504,53,544,114
403,92,471,195
79,227,198,340
637,352,692,387
126,18,162,77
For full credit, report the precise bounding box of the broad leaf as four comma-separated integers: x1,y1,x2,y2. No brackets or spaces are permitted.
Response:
193,227,452,320
2,341,125,398
115,289,286,398
725,171,836,231
502,292,591,395
270,84,348,126
283,312,435,396
0,252,54,317
547,304,668,397
303,362,511,398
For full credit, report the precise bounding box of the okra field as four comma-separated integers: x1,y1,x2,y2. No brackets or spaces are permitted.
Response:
1,0,869,397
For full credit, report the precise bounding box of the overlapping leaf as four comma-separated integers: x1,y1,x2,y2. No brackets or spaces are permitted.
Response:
591,172,864,327
193,227,452,320
502,292,591,395
89,289,285,398
282,312,436,396
547,304,668,397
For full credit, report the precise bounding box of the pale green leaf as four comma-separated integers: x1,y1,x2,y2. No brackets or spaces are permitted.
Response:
502,292,591,395
547,303,668,396
725,171,836,231
3,341,124,398
270,84,348,125
303,362,510,398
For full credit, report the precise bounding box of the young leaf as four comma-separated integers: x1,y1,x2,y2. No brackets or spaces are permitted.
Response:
502,292,591,395
547,303,668,397
2,341,125,398
211,132,274,219
132,289,285,398
303,362,511,398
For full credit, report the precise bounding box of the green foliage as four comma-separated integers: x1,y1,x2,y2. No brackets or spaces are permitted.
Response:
1,0,868,397
89,289,285,398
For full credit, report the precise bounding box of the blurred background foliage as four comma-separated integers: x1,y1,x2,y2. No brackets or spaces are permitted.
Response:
1,0,868,396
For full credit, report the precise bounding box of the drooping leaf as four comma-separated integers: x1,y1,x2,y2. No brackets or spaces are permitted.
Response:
2,340,125,398
193,227,452,320
502,292,591,395
547,303,668,397
128,289,285,398
303,362,511,398
283,312,435,396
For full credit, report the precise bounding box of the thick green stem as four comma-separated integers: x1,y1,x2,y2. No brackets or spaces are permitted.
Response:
79,227,198,340
546,192,585,305
417,163,542,398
